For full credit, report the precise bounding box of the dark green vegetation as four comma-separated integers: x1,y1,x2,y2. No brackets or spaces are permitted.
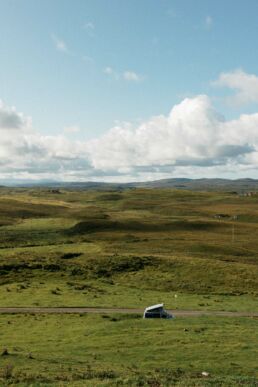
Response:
0,187,257,385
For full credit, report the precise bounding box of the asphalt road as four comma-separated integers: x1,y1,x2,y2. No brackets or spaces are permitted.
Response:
0,307,257,317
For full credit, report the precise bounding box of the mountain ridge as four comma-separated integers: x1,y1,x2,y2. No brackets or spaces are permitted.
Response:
1,177,258,192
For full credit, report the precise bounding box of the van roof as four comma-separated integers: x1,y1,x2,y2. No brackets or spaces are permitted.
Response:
145,303,164,312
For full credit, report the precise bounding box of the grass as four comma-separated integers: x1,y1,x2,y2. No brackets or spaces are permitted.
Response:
0,314,258,386
0,188,257,307
1,276,258,311
0,187,257,384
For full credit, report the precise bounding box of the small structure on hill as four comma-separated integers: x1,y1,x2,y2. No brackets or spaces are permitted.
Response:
49,189,61,194
214,214,238,221
143,303,173,319
244,191,258,197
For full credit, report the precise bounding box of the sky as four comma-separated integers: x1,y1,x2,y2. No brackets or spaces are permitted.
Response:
1,0,258,182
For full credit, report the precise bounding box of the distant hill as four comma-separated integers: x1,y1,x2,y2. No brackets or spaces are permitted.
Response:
2,177,258,192
133,178,258,192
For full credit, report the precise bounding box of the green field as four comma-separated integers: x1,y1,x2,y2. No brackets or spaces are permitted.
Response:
1,314,258,386
0,187,257,385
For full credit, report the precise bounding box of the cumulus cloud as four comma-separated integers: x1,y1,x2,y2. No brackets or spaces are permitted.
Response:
0,100,31,130
0,101,91,181
212,69,258,106
2,93,258,182
86,95,258,176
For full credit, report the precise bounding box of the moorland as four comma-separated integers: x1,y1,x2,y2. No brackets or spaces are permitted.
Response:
0,186,257,386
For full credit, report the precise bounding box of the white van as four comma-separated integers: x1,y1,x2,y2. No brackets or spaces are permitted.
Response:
143,303,173,319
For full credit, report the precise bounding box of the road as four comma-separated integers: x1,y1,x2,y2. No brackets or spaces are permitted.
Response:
0,307,257,317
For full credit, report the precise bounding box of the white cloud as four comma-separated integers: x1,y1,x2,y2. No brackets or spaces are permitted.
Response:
3,89,258,181
52,35,70,54
104,67,143,82
83,21,95,37
86,95,257,176
83,21,95,30
0,100,90,180
205,16,213,29
103,66,120,80
212,69,258,106
104,66,114,75
0,100,32,130
123,71,142,82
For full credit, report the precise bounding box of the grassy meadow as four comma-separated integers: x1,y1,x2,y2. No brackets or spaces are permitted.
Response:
1,314,258,386
0,187,257,385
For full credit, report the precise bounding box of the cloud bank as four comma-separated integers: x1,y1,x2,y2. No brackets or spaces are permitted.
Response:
2,79,258,182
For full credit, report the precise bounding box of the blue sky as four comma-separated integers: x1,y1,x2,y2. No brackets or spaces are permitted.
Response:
1,0,258,181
